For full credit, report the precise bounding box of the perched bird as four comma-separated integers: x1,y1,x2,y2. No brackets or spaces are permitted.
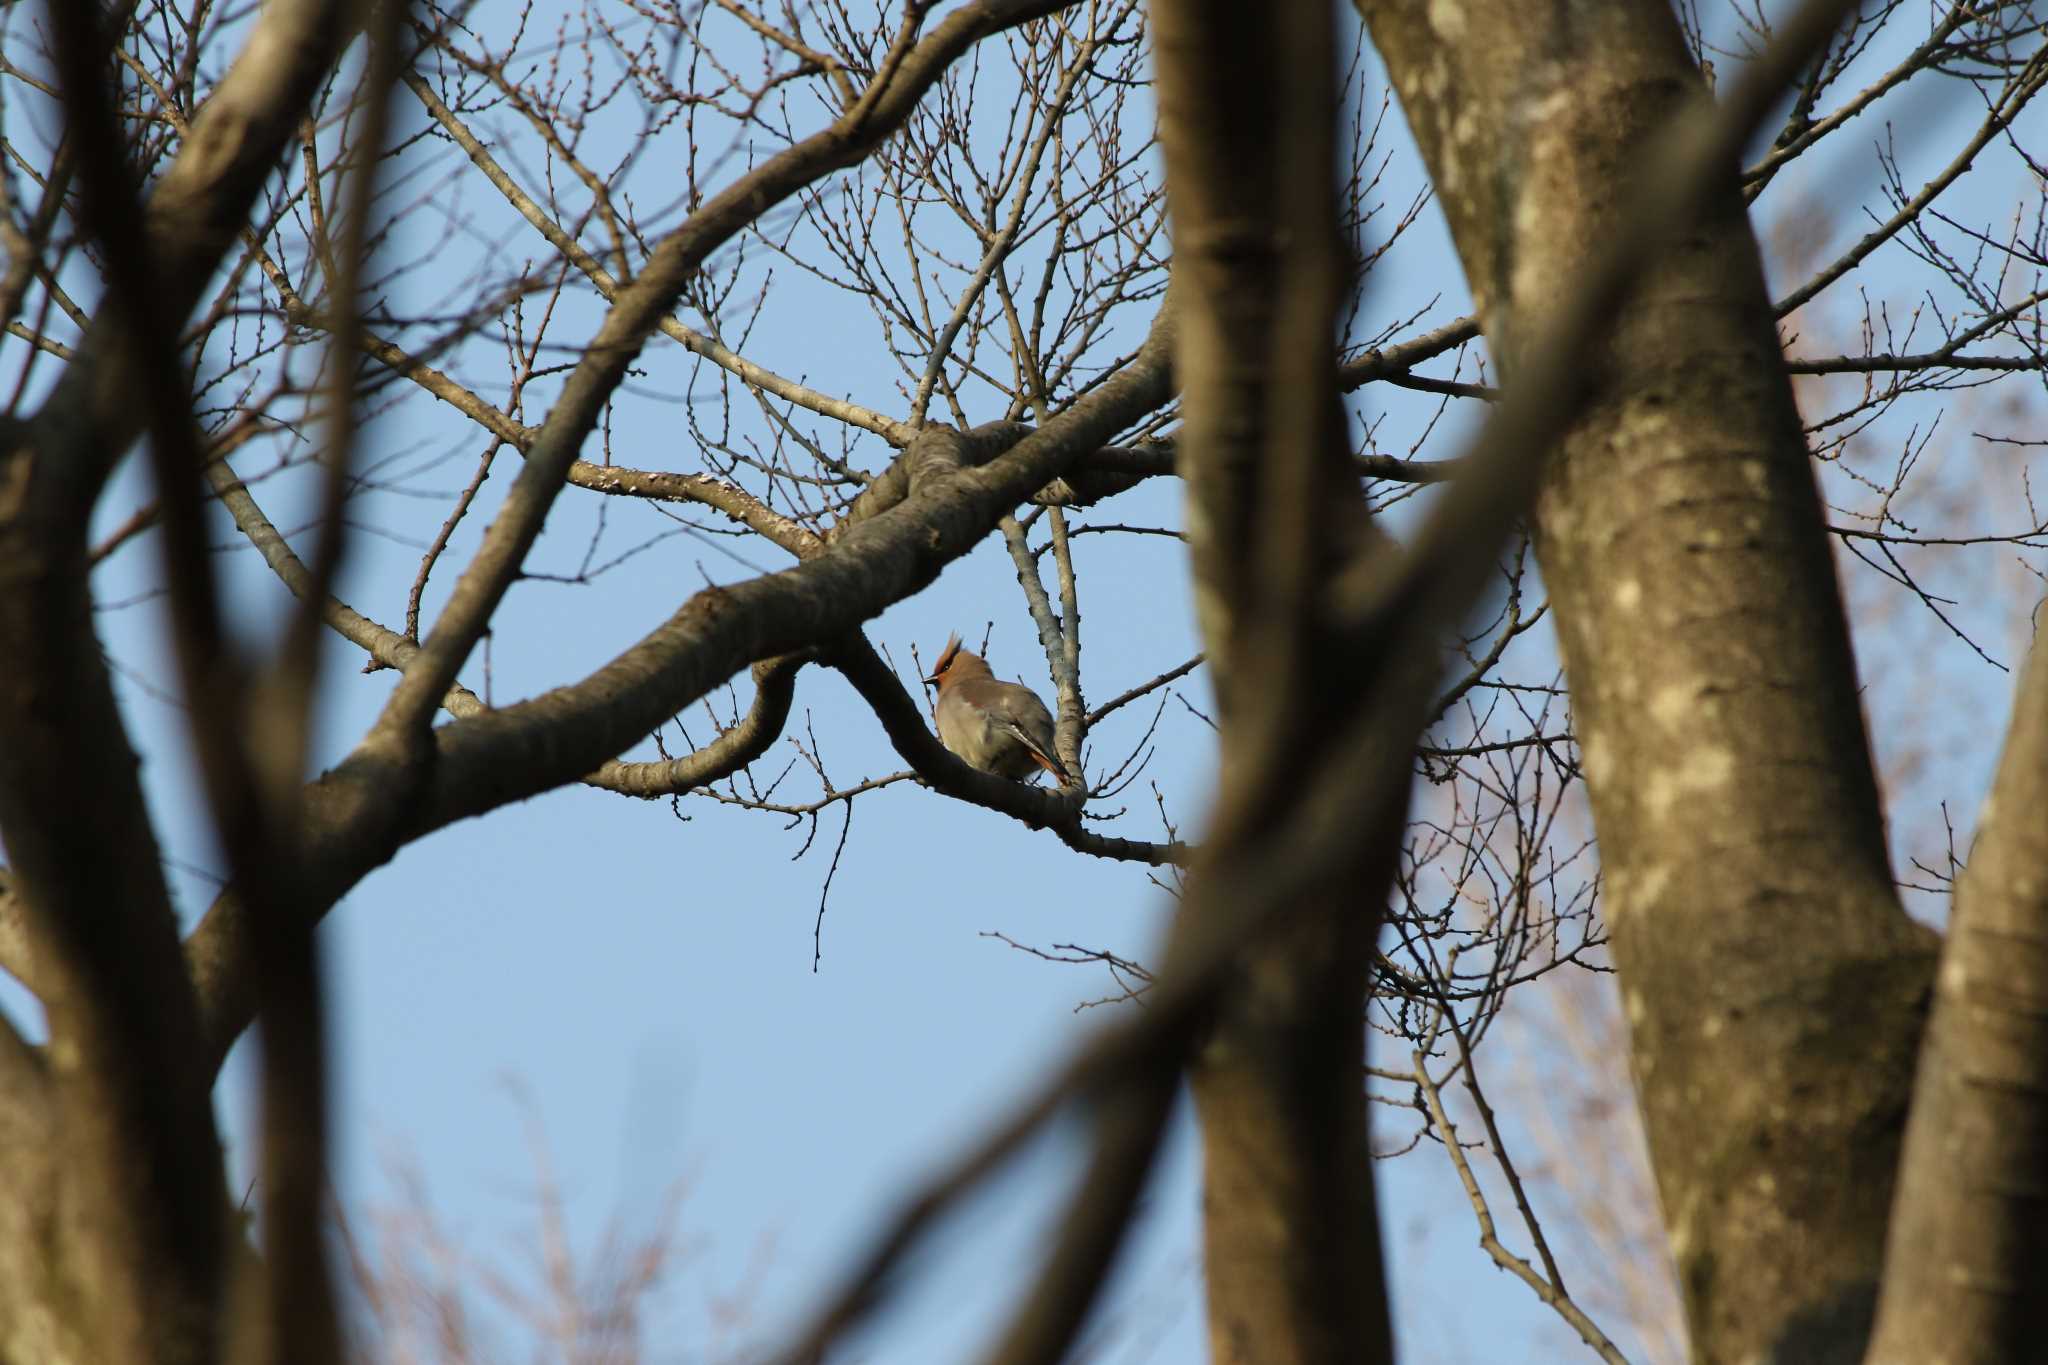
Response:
925,635,1074,785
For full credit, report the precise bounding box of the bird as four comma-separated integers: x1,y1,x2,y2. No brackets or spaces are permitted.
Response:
924,634,1075,786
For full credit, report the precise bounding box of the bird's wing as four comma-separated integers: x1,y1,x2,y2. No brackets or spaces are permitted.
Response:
988,691,1071,782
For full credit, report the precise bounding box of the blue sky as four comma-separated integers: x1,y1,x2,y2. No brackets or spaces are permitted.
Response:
3,1,2044,1361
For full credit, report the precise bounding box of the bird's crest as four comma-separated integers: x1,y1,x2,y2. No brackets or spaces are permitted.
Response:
925,633,964,685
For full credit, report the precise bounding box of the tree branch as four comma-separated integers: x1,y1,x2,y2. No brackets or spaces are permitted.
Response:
1868,612,2048,1363
27,0,357,517
365,0,1089,761
183,295,1177,1076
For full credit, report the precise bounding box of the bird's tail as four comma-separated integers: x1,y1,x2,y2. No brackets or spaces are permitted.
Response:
1000,722,1075,786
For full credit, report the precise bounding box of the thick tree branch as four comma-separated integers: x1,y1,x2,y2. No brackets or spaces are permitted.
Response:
0,866,40,1003
974,1067,1179,1365
0,0,366,1348
43,4,410,1357
365,0,1084,763
182,298,1177,1075
1155,0,1395,1358
596,657,808,799
1867,614,2048,1364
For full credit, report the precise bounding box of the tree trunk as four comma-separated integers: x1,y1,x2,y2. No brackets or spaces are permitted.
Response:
1153,4,1394,1361
1866,630,2048,1364
0,429,227,1363
1356,2,1938,1360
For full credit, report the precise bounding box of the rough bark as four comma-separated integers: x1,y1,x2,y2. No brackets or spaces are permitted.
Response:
1356,2,1937,1360
0,422,226,1362
1153,3,1393,1361
1866,624,2048,1364
0,5,367,1357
